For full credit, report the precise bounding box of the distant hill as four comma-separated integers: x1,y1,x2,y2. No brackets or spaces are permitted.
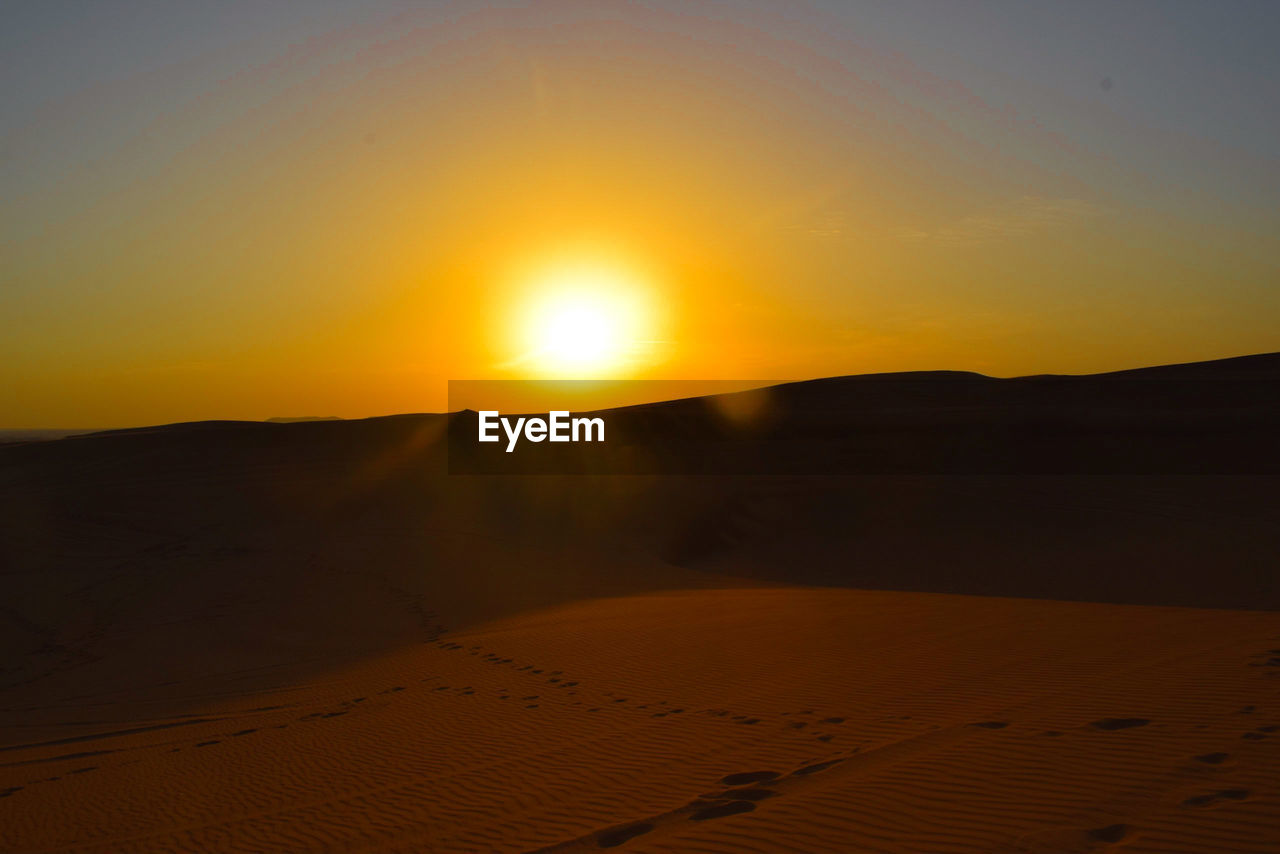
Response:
1,350,1276,627
453,350,1280,475
266,416,343,423
0,428,94,444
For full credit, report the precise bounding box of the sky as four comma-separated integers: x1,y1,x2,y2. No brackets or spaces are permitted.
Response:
2,0,1278,427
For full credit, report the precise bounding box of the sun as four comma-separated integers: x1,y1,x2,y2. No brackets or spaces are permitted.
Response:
532,296,620,369
511,262,655,378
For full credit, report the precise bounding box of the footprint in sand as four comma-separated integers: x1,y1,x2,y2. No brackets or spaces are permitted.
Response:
1194,752,1230,765
690,800,756,821
1091,718,1150,731
705,786,776,802
792,759,843,777
719,770,779,786
1087,823,1130,843
1019,822,1132,850
1183,788,1249,807
596,822,654,848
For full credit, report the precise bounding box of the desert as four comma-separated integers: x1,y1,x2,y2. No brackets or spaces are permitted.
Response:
5,2,1279,850
3,356,1279,852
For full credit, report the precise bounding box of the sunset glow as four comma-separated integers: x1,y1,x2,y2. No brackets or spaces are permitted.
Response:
2,2,1277,427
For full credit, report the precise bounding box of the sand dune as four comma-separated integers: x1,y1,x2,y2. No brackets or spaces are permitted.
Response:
3,589,1279,852
2,355,1279,851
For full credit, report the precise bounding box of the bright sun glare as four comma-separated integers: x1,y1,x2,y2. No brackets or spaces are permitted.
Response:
513,263,654,378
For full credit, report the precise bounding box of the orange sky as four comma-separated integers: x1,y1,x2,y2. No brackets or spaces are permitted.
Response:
3,1,1278,427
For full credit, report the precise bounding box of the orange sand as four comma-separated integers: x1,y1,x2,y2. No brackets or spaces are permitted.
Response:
3,588,1278,853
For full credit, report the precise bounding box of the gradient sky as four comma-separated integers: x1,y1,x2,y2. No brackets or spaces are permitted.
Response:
3,0,1278,427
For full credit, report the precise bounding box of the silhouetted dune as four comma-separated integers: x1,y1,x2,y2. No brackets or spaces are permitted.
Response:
0,428,94,444
265,416,344,423
453,351,1280,475
1,354,1276,677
